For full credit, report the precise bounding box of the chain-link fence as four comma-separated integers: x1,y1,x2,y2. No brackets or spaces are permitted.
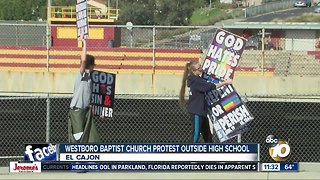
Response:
0,23,319,76
245,0,295,17
1,93,320,166
0,24,47,46
0,23,320,165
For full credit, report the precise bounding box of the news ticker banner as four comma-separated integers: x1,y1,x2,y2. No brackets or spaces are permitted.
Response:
9,161,299,172
58,144,259,162
22,143,258,162
201,29,253,143
41,162,259,172
17,143,299,173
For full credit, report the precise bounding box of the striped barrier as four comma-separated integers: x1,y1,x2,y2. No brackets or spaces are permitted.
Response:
0,46,274,76
307,51,320,62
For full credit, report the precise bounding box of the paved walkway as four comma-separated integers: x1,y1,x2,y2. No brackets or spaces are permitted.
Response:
1,163,319,179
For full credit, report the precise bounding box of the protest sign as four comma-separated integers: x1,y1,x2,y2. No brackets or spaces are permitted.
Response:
205,84,253,142
202,28,246,82
91,70,116,118
202,29,253,142
76,0,89,39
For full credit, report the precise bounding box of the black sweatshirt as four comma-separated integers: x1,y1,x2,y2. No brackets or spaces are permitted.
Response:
186,74,216,116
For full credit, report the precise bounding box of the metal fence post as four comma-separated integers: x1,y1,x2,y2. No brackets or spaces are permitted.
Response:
244,8,247,18
152,26,156,73
237,134,241,143
46,0,51,72
15,22,19,46
152,26,156,94
261,28,265,74
46,93,50,142
46,0,51,143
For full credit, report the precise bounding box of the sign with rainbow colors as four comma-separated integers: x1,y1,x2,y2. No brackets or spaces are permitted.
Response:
202,28,247,83
206,84,254,142
202,29,253,142
221,92,241,112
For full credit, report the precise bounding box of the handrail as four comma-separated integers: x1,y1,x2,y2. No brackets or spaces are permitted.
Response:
49,6,119,21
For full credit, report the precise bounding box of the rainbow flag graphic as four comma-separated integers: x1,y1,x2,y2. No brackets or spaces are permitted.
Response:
221,93,241,112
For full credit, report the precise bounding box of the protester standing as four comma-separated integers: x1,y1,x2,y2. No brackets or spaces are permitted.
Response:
68,35,100,143
179,60,232,143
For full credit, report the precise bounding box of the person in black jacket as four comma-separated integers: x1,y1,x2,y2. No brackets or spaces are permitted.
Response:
179,60,232,143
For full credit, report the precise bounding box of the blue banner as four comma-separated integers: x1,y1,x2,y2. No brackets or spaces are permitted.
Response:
280,162,299,171
41,162,258,171
24,144,57,161
59,143,259,153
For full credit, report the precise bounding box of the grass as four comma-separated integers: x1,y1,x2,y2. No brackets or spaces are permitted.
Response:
156,29,189,41
141,7,245,43
190,7,225,25
190,7,244,26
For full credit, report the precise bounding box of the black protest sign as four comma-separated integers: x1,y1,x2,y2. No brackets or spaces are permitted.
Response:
200,29,254,142
206,84,254,142
91,70,116,118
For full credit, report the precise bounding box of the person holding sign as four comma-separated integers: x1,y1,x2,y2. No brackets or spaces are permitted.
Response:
68,34,100,143
179,60,232,143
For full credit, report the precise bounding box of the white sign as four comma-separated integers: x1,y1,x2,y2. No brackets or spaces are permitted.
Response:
10,162,41,173
76,0,89,39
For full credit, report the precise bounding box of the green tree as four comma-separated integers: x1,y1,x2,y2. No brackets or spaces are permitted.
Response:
0,0,199,25
194,0,208,8
154,0,195,25
118,0,196,25
118,0,155,25
0,0,77,21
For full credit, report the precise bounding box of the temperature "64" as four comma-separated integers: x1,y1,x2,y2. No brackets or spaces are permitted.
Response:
281,163,299,171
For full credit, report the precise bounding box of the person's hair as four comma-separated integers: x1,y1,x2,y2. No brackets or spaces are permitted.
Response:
179,60,198,108
85,54,95,69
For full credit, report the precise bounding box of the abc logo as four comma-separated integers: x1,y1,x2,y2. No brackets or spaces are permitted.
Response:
265,135,290,161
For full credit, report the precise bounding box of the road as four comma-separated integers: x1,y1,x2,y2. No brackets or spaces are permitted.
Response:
244,7,315,22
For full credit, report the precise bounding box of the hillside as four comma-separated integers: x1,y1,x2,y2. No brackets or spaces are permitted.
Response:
190,7,244,26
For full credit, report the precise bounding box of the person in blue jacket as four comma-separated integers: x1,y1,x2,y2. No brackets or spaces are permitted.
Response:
179,60,232,143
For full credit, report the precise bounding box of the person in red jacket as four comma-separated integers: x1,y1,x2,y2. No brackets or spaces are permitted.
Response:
179,60,232,143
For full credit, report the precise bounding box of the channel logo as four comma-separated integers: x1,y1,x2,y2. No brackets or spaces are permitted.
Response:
24,144,57,161
265,135,291,161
